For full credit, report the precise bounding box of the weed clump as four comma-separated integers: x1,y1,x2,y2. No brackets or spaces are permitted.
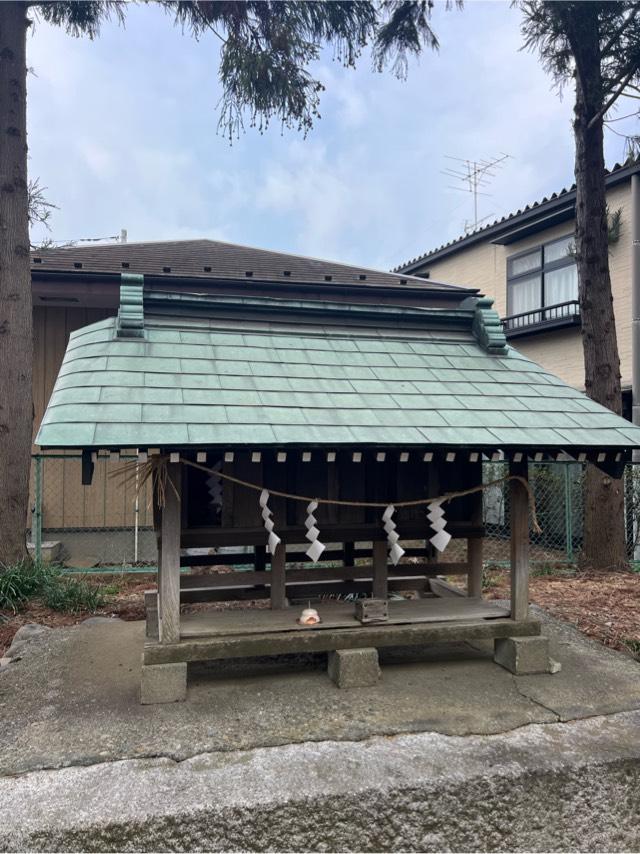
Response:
0,559,105,614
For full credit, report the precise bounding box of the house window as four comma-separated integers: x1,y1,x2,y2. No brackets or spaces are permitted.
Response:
507,235,578,319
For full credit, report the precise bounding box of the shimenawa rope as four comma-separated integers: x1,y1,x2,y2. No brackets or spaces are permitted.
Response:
110,454,542,534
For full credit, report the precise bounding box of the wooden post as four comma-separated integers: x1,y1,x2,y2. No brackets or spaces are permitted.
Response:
467,490,484,598
372,540,388,599
270,542,287,609
159,461,181,644
509,458,530,621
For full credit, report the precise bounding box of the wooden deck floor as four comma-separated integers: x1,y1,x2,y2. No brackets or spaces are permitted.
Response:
180,597,510,639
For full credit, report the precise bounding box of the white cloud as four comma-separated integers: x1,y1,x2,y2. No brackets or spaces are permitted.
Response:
24,1,636,272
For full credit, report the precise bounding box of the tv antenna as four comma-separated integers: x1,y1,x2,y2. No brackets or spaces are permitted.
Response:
442,153,511,233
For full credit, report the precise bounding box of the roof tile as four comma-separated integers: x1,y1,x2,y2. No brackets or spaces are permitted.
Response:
36,313,640,451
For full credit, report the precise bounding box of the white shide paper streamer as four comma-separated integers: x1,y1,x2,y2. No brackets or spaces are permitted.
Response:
304,500,326,562
382,504,405,566
259,488,281,555
427,501,452,552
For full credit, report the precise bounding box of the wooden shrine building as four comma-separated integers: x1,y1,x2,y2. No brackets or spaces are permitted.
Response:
36,261,640,702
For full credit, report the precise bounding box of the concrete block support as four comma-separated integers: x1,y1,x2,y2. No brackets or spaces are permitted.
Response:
328,647,380,688
494,635,552,675
141,662,187,704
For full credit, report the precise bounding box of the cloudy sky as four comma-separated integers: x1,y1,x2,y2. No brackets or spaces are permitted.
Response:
27,1,638,272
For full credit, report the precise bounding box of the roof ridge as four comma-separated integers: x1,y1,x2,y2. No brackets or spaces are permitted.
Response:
394,155,640,272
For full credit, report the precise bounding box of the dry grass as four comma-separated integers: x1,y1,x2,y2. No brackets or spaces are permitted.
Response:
485,566,640,658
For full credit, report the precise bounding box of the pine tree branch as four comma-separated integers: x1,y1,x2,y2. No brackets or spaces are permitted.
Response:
588,66,639,128
599,3,640,61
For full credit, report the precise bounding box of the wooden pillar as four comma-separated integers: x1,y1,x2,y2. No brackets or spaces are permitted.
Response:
467,490,484,598
270,542,287,609
372,540,388,599
509,458,530,621
159,461,181,644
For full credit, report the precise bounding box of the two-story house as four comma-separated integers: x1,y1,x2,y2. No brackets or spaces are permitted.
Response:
396,158,640,421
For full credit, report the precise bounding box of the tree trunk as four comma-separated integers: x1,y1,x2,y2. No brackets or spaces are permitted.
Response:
570,9,626,570
0,3,31,567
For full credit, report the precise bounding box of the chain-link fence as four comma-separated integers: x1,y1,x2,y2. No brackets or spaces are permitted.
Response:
482,460,640,568
29,453,157,569
27,453,640,571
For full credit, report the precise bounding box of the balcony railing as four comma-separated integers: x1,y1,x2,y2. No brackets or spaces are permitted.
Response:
502,300,581,338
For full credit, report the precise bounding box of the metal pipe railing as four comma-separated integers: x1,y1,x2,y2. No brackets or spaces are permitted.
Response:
503,300,580,331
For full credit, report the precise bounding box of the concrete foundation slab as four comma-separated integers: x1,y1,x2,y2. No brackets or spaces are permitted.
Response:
494,634,551,674
328,647,380,688
1,605,640,850
1,606,639,780
140,662,187,704
1,711,640,852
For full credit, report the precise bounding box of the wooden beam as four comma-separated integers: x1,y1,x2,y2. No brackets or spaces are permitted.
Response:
159,461,181,644
372,540,388,599
509,458,530,622
181,521,484,549
144,617,542,665
270,542,287,609
179,562,471,592
177,578,432,604
430,577,466,598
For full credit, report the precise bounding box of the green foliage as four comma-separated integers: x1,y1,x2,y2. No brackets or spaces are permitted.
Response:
622,638,640,660
41,575,105,613
607,206,623,245
170,1,378,138
518,2,640,129
373,0,460,77
100,583,122,595
0,560,57,613
519,2,640,86
33,1,125,38
530,563,576,577
481,568,501,590
0,559,105,614
33,0,459,140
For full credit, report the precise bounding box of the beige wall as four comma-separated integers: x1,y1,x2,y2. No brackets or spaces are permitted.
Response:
421,183,633,390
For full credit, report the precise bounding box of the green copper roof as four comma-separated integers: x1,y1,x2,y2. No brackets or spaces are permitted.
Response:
36,293,640,451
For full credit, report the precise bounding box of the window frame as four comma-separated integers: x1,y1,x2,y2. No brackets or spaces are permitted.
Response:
506,234,577,317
